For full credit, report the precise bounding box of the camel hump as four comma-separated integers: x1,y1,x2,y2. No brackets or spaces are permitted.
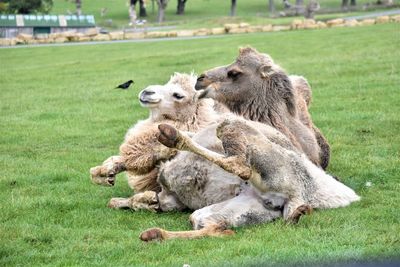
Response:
290,75,312,106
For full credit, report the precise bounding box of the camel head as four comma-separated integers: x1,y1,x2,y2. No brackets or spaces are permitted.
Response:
138,73,199,122
196,47,296,119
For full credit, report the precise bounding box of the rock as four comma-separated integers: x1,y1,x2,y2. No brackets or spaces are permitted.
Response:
69,32,84,42
60,30,77,38
14,38,25,45
261,24,273,32
17,33,33,41
25,39,38,45
390,15,400,23
272,25,291,31
239,22,250,28
246,25,263,33
376,16,390,24
344,19,360,27
211,27,226,35
85,28,98,36
124,32,145,39
146,31,168,38
327,18,344,27
78,36,91,42
166,31,178,37
317,21,327,29
224,23,240,32
109,31,124,40
176,30,195,37
92,34,111,41
291,19,303,30
54,37,67,43
361,19,375,26
228,27,247,34
194,28,211,36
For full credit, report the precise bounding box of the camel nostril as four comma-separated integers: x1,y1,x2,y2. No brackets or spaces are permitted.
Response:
142,90,155,96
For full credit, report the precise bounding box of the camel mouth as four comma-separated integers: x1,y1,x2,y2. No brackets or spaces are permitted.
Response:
106,177,115,186
139,97,161,106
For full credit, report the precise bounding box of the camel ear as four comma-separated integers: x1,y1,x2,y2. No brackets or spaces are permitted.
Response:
259,65,274,78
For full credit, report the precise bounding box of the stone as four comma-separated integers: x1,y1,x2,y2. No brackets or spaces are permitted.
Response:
166,31,178,37
176,30,195,37
327,18,344,27
85,28,98,36
228,27,247,34
78,36,91,42
344,19,360,27
194,28,211,36
291,19,303,30
124,32,145,39
361,19,375,26
92,34,111,41
376,16,390,24
54,37,67,43
211,27,226,35
17,33,33,41
224,23,240,32
109,31,124,40
69,32,84,42
246,25,263,33
239,22,250,28
272,25,291,31
390,15,400,23
146,31,168,38
261,24,273,32
61,30,77,38
317,21,327,29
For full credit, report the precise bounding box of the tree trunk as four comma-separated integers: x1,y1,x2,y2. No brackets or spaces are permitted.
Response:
130,0,137,26
268,0,275,15
76,0,82,15
157,0,169,23
350,0,356,5
177,0,187,15
295,0,304,15
230,0,237,16
342,0,349,10
139,0,147,17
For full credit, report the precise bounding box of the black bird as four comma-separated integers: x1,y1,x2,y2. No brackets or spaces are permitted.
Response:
115,80,134,90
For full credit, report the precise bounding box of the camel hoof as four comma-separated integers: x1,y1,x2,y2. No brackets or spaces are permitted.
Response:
158,124,179,148
140,228,164,242
288,204,312,224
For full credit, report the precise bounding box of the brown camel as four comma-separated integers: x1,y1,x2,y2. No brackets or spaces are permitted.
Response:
195,47,330,169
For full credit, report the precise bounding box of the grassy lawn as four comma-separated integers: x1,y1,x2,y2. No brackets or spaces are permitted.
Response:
50,0,400,29
1,23,399,266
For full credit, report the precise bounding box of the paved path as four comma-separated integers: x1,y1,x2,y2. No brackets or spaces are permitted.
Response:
344,9,400,20
0,34,230,49
1,9,399,50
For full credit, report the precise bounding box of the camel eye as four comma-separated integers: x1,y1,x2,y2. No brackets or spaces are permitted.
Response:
227,70,241,79
173,93,184,100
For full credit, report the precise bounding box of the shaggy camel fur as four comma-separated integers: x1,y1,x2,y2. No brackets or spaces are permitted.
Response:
139,120,359,241
195,47,330,170
90,73,222,209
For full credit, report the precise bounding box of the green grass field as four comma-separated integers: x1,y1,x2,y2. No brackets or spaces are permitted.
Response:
1,23,399,266
51,0,399,29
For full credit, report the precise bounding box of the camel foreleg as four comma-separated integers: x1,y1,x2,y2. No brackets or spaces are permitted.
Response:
157,124,252,180
90,156,126,186
139,223,234,242
108,191,159,212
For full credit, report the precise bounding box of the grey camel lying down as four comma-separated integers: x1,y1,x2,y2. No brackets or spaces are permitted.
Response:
139,118,360,241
